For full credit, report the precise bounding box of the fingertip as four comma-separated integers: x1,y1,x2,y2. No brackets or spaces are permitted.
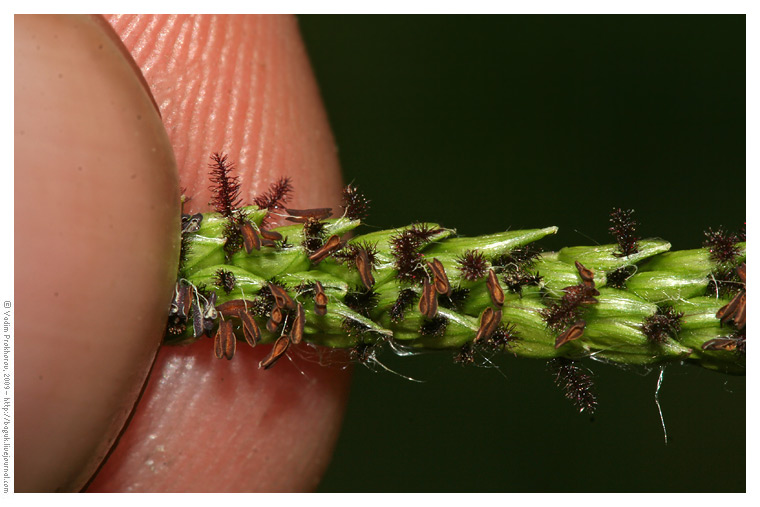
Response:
15,14,179,491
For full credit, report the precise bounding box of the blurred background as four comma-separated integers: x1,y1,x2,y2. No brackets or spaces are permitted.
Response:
297,15,745,492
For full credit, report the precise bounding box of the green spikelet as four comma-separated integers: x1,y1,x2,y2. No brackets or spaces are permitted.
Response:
166,155,746,379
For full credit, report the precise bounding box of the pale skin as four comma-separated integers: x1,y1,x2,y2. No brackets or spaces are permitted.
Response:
15,14,351,492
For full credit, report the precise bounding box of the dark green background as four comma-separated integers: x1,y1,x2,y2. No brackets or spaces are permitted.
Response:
297,15,746,492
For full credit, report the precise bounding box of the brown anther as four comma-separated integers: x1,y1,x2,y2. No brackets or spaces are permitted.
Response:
216,299,256,318
716,289,745,329
238,311,261,347
222,319,236,360
314,281,328,316
734,292,746,330
214,319,236,360
737,262,746,284
575,261,596,288
701,338,738,352
259,228,283,241
268,282,295,310
259,333,291,370
474,307,502,343
292,303,305,345
240,222,261,253
427,258,452,297
554,320,586,349
267,306,283,333
284,207,333,222
355,248,375,289
308,235,343,264
178,284,192,319
418,277,438,319
486,269,505,307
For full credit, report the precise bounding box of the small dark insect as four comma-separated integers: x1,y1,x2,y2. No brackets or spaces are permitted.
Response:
554,320,586,349
457,249,488,281
474,307,502,343
486,269,505,307
308,235,343,264
285,207,333,222
259,228,283,241
217,299,256,318
314,281,328,316
355,247,376,289
268,282,295,310
259,333,291,369
427,258,452,297
292,303,305,345
238,310,260,347
702,338,738,352
240,222,261,253
418,277,438,319
214,319,236,360
574,261,595,288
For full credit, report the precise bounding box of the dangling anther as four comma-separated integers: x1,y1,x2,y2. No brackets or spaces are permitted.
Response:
737,263,746,284
716,290,746,329
702,337,738,352
239,311,261,347
217,299,257,318
427,258,452,297
268,283,296,310
575,261,596,289
474,307,502,343
486,269,505,307
267,306,284,333
356,247,375,289
418,277,438,319
285,207,333,223
259,333,291,369
554,320,586,349
240,222,261,253
259,228,283,241
308,235,343,264
214,319,236,360
292,303,305,345
314,281,328,316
